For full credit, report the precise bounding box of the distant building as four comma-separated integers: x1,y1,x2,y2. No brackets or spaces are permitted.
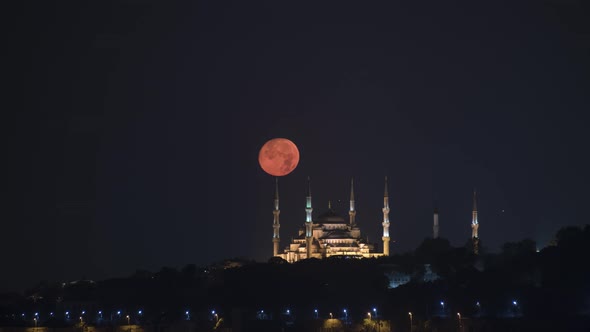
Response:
273,177,391,262
384,269,412,288
423,264,440,282
382,263,440,289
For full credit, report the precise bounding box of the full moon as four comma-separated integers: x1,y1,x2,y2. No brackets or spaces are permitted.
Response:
258,138,300,177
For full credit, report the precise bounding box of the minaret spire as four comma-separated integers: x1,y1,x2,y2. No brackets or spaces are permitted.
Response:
272,177,280,256
275,177,279,201
433,206,439,239
349,177,356,226
382,176,391,256
305,176,313,259
471,188,480,255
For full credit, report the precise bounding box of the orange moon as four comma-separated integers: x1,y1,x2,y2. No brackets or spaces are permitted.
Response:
258,138,300,176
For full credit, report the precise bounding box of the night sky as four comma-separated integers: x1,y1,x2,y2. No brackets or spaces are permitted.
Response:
7,1,590,292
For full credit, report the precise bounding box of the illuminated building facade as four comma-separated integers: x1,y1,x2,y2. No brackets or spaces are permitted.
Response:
274,177,389,262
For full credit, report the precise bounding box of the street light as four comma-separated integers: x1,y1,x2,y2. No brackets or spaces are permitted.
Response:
126,315,130,325
367,312,371,320
457,313,462,332
408,312,413,332
511,300,520,317
373,307,377,318
329,312,333,319
314,309,318,319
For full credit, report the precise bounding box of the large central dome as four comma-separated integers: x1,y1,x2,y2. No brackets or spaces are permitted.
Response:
316,208,346,224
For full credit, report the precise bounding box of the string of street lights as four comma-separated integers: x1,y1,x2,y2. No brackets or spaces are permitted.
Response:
10,300,522,326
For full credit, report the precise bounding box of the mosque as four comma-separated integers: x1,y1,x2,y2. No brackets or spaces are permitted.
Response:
271,177,480,262
271,177,390,262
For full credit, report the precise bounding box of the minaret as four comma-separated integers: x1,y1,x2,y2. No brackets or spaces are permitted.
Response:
382,176,391,256
272,177,280,256
305,176,313,259
433,207,439,239
349,177,356,226
471,189,480,254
